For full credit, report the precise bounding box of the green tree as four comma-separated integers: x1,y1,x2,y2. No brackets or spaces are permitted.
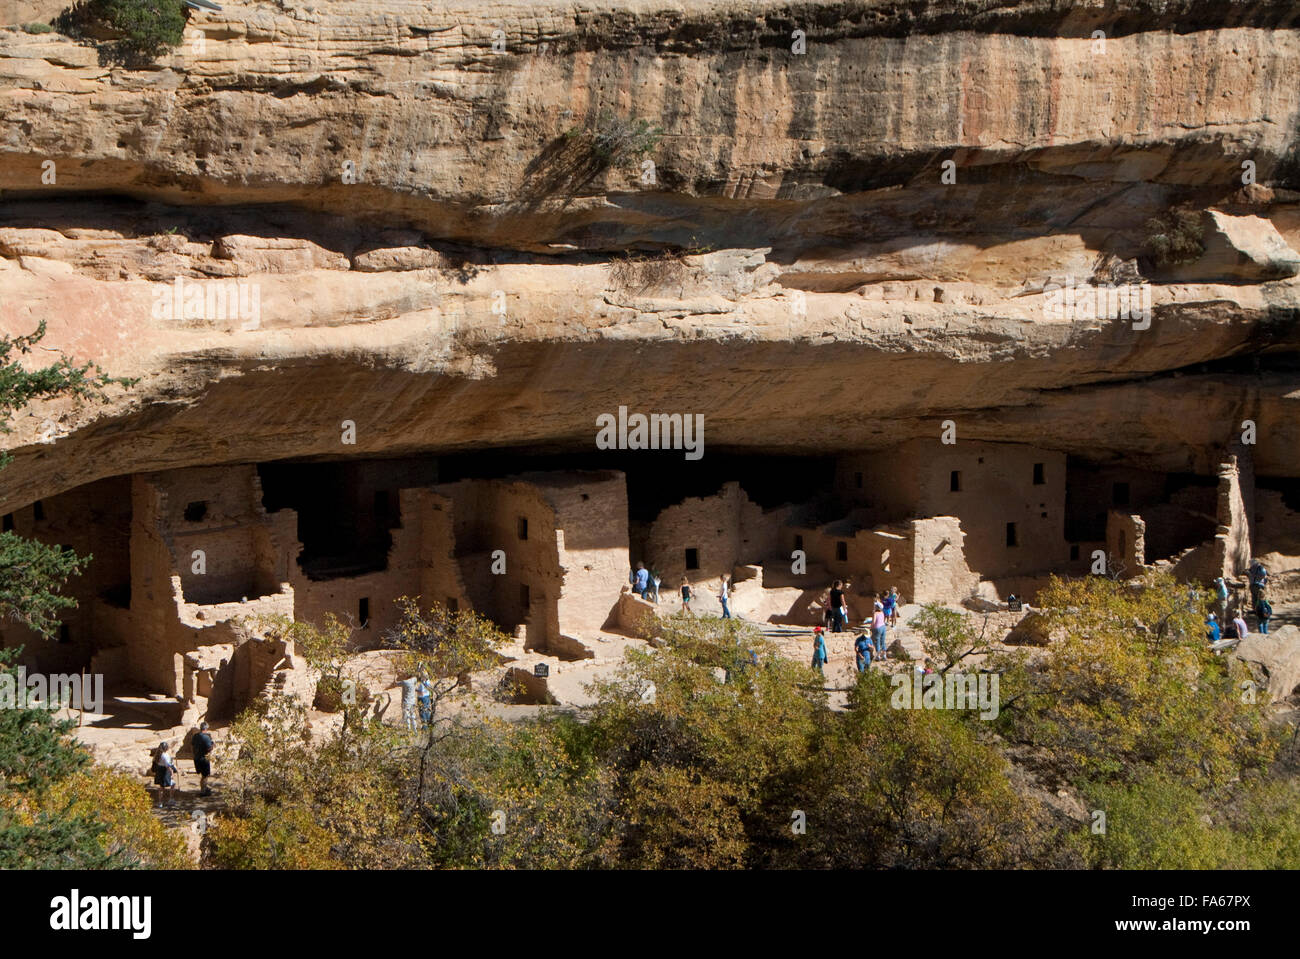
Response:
0,324,134,868
995,573,1276,788
55,0,187,65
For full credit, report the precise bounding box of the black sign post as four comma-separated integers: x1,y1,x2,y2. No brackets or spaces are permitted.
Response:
533,663,549,678
1007,595,1023,612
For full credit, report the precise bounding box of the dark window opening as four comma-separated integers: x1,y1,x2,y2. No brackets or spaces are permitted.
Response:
446,597,459,613
58,623,71,644
1041,511,1048,518
684,548,699,570
517,516,528,540
1006,522,1018,547
1070,544,1080,561
950,470,961,492
1113,482,1130,507
794,534,804,551
854,471,863,489
32,500,44,522
836,541,848,562
184,501,208,523
1032,463,1045,485
519,584,531,608
358,597,370,628
2,513,11,532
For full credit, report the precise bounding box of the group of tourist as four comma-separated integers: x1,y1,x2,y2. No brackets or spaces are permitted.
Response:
630,562,731,618
149,721,214,807
630,562,664,603
812,585,903,677
1206,559,1276,644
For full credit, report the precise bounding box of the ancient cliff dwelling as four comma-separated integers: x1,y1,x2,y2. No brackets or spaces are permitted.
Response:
0,0,1299,885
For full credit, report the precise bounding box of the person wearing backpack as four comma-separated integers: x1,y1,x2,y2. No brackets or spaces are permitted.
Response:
1256,595,1273,634
1249,560,1269,606
191,721,214,797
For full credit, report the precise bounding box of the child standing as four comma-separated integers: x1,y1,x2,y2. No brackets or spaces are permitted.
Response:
811,627,829,677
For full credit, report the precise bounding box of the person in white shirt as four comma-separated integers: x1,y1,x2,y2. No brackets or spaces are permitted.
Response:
1233,612,1249,641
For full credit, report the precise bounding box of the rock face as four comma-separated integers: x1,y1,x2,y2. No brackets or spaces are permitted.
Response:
0,3,1299,490
1167,211,1300,282
1235,626,1300,704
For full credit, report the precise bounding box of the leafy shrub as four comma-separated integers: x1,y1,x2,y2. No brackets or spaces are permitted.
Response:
1145,208,1205,266
563,111,662,166
55,0,186,65
23,22,54,33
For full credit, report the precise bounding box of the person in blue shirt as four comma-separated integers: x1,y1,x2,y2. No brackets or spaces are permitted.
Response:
1206,613,1221,644
811,627,829,676
631,562,649,596
854,633,873,672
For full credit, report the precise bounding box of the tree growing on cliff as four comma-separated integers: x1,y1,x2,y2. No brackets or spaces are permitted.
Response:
55,0,187,66
1145,207,1206,267
0,322,141,868
0,321,128,636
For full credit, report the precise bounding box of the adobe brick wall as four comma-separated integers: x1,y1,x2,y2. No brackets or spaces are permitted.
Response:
1106,511,1147,574
643,481,790,587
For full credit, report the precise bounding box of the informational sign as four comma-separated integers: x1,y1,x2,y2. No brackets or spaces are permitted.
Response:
1007,596,1023,612
533,663,549,678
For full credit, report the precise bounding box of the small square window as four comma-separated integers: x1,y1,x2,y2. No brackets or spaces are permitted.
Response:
1032,463,1045,485
1006,522,1018,547
836,541,848,562
33,500,44,522
685,548,699,570
2,514,12,532
184,501,208,523
517,516,528,540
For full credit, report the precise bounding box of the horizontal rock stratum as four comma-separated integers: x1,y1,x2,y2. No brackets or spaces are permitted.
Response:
0,0,1299,509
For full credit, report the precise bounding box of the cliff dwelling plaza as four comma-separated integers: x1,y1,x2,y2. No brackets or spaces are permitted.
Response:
0,434,1291,721
1,0,1300,896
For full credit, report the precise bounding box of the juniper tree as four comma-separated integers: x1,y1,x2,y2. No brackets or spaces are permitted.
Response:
0,322,135,867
